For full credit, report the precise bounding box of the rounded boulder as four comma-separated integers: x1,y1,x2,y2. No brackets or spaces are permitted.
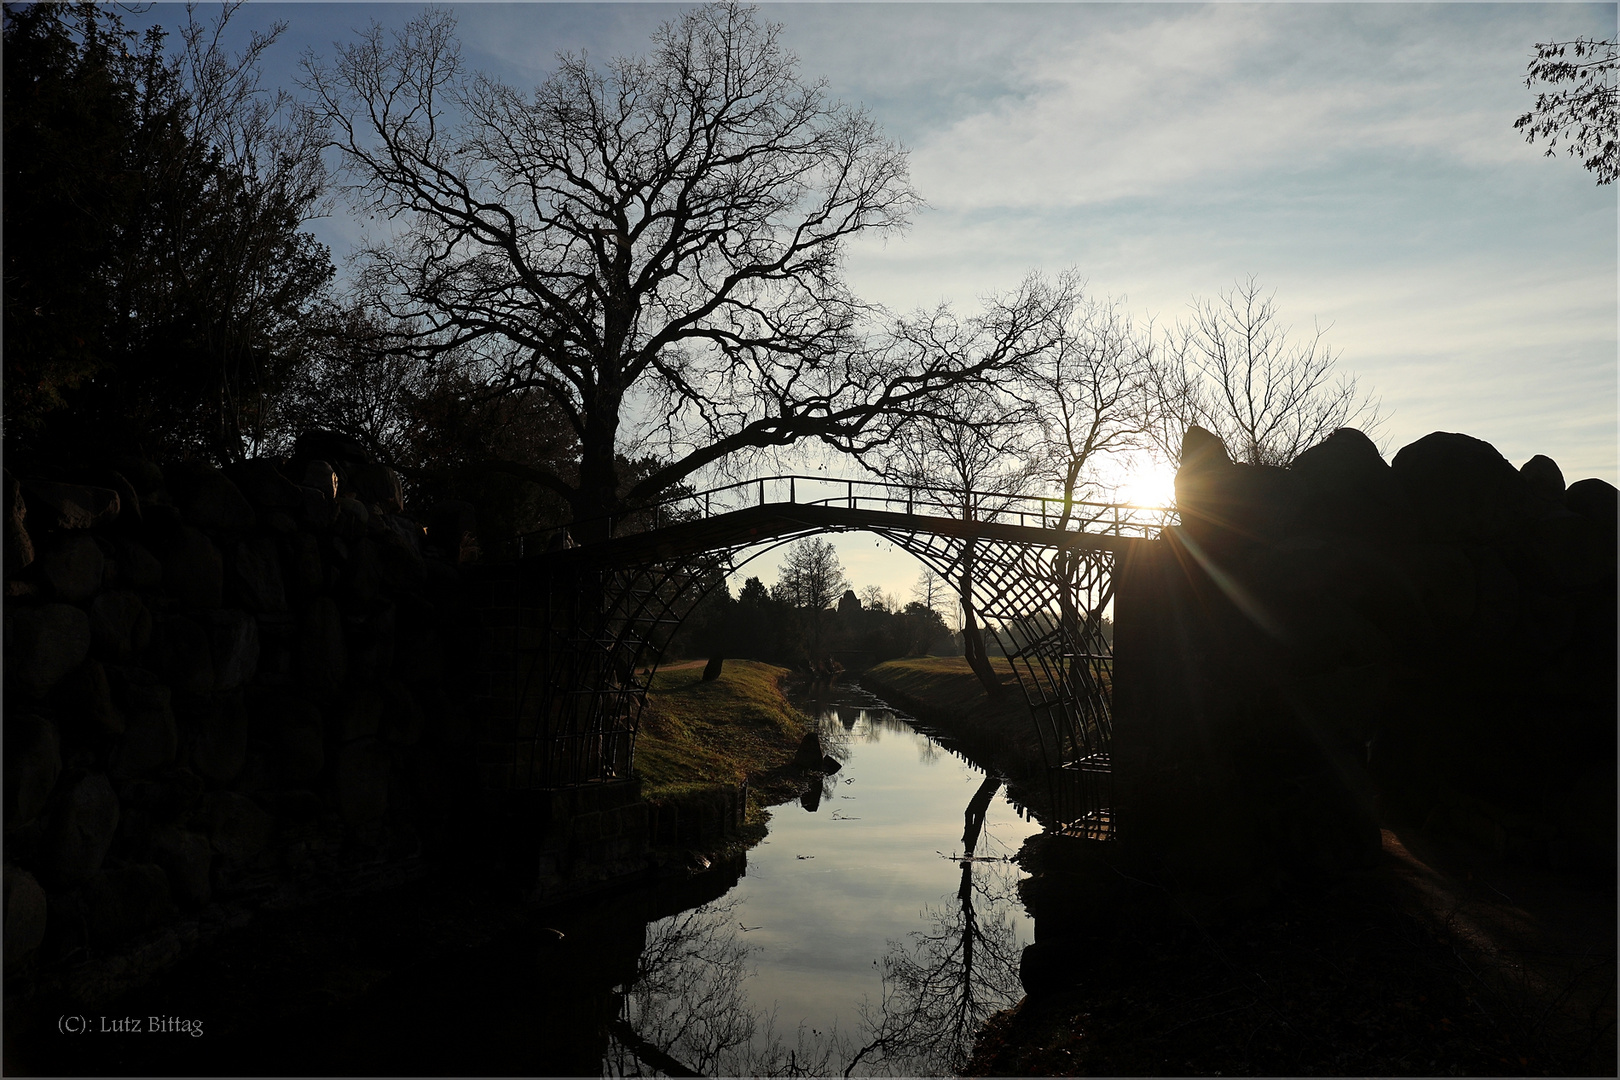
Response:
6,603,92,695
20,482,120,530
44,771,120,888
3,865,48,963
1290,427,1413,539
1391,432,1529,543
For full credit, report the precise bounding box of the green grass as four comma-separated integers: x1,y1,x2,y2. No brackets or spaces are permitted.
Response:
864,656,1030,727
869,655,1111,718
635,659,812,802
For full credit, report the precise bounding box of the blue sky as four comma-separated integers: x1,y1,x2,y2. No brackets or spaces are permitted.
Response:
129,2,1617,600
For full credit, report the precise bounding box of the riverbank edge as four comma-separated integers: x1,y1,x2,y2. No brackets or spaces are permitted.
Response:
858,658,1051,815
964,824,1617,1077
636,658,826,858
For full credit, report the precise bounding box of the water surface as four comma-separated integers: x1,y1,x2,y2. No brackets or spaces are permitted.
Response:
608,683,1041,1077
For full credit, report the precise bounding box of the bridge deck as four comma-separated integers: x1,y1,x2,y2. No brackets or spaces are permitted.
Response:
531,501,1156,567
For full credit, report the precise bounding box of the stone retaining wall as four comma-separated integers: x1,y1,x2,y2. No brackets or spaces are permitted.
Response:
3,446,484,980
3,444,765,990
645,782,749,848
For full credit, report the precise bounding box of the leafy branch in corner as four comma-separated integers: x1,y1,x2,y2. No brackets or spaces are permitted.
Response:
1515,37,1618,185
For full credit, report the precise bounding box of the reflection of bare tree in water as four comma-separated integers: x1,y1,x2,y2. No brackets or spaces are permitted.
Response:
607,897,753,1076
846,775,1025,1076
605,896,848,1078
816,712,853,762
605,772,1025,1077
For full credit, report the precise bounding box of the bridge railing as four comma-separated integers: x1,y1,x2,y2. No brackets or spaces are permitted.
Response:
512,474,1177,554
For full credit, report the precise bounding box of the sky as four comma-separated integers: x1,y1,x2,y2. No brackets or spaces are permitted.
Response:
125,2,1618,605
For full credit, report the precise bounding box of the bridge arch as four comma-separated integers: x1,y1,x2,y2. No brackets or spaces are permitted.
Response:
471,478,1172,836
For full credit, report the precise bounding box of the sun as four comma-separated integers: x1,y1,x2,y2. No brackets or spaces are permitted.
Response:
1109,456,1178,508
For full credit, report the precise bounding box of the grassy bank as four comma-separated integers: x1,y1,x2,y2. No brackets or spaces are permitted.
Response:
863,656,1023,723
862,657,1045,775
635,659,811,808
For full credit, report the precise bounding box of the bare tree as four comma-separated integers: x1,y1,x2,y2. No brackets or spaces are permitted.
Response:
282,307,433,461
860,278,1076,695
167,2,333,459
872,381,1030,697
1145,277,1381,467
880,383,1035,514
1017,273,1157,525
775,537,848,612
856,583,892,612
910,568,948,614
177,2,327,209
1515,37,1618,185
303,3,1028,538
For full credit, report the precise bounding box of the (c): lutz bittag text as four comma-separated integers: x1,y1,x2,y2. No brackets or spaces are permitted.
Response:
58,1015,204,1037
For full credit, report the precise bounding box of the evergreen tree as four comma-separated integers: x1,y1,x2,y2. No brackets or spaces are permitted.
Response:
3,2,332,465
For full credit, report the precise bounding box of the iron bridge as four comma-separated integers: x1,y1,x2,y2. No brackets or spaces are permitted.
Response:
476,476,1176,837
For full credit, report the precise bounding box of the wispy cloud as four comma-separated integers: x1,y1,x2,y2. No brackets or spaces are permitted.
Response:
905,4,1559,212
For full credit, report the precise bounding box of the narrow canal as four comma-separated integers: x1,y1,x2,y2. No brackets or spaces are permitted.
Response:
605,682,1041,1077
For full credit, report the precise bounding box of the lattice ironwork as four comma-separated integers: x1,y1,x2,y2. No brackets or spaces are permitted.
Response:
485,554,727,790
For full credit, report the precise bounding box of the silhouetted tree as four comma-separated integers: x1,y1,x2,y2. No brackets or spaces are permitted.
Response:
725,575,792,663
303,2,1032,539
737,576,770,607
1017,274,1157,525
774,537,849,613
1516,37,1618,185
898,601,951,657
911,567,949,612
3,2,332,465
864,277,1081,695
857,584,894,613
1144,277,1380,467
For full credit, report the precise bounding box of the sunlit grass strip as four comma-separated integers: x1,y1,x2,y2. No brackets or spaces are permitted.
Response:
635,660,812,802
863,657,1029,726
861,656,1060,780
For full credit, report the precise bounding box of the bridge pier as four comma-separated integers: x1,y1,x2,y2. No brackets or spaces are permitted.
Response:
1018,521,1391,996
1113,527,1380,898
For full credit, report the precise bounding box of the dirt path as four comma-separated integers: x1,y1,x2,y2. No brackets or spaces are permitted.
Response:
1380,827,1615,1071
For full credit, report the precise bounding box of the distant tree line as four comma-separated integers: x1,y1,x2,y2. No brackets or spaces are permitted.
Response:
671,538,953,669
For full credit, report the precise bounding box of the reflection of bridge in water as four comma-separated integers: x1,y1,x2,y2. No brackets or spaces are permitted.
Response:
474,476,1176,835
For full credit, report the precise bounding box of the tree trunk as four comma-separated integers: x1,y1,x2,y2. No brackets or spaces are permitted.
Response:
959,543,1004,698
962,774,1002,856
572,389,624,543
961,606,1003,699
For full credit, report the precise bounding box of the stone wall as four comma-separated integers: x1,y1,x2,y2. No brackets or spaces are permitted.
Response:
1110,427,1616,911
3,444,484,979
1020,427,1614,995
